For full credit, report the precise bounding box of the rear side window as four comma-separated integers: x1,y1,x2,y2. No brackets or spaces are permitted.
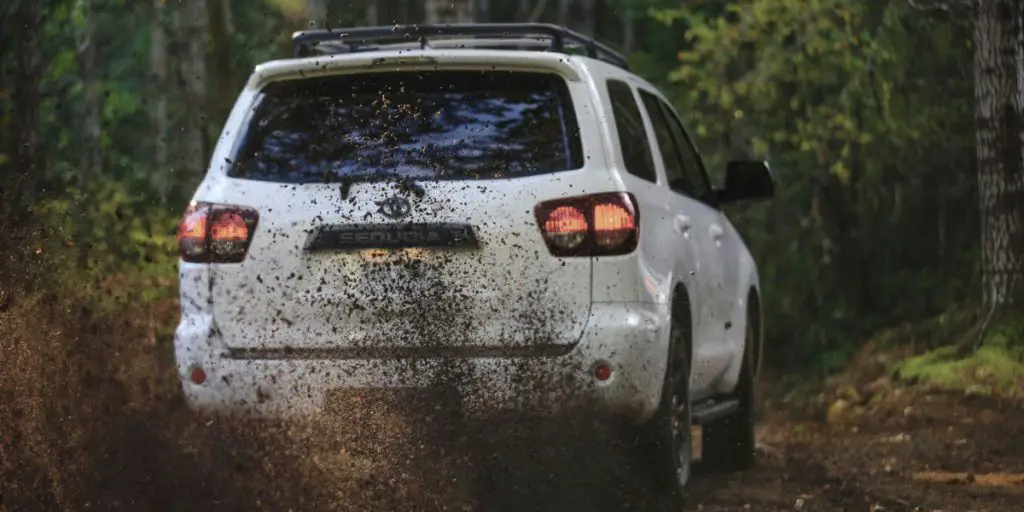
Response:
230,71,583,183
638,91,702,199
606,80,657,183
655,97,714,202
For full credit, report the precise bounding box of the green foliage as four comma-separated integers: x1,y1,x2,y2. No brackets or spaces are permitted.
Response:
34,181,179,311
652,0,978,369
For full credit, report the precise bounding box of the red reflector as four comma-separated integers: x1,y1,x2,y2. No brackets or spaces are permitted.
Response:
594,363,612,382
189,366,207,385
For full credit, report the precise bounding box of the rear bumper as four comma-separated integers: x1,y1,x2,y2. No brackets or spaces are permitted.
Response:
173,302,670,425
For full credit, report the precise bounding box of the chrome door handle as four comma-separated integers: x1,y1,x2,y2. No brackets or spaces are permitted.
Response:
673,215,692,234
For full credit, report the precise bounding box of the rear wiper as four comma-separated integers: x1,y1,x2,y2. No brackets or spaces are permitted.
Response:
336,172,426,200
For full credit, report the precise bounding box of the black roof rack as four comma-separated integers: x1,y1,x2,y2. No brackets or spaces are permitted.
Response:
291,23,630,70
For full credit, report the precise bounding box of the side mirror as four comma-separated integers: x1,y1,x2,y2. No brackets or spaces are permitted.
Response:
717,160,774,205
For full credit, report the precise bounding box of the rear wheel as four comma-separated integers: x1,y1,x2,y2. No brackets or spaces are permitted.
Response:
643,297,693,507
701,298,758,472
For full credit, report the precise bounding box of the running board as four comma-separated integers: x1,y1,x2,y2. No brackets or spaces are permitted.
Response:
691,398,739,425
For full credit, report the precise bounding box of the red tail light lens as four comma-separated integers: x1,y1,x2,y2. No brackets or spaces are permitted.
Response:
535,192,639,257
542,205,589,250
177,202,259,263
593,202,636,248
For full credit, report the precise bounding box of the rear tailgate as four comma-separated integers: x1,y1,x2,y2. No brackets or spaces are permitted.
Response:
205,68,604,357
210,179,593,356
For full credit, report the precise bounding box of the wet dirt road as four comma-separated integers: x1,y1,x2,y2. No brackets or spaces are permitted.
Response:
688,391,1024,512
2,386,1022,511
178,388,1020,512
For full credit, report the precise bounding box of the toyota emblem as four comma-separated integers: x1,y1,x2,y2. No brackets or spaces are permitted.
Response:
375,195,412,219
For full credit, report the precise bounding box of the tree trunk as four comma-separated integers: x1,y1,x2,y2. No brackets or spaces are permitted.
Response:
150,0,169,192
365,1,378,25
207,0,234,133
76,0,102,267
0,0,42,236
179,0,209,191
306,0,327,28
477,0,490,22
517,0,531,22
580,0,595,35
424,0,475,23
974,0,1024,308
557,0,569,26
623,3,635,53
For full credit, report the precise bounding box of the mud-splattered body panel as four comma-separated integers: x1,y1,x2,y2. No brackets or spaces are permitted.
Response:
174,48,761,424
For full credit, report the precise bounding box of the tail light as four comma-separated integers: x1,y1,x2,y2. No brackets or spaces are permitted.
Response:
178,202,259,263
535,192,639,257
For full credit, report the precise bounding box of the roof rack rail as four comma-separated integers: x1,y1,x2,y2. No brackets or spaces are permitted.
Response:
291,23,630,70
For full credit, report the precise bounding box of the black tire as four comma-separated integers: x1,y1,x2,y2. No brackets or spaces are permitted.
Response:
642,297,693,507
700,298,758,473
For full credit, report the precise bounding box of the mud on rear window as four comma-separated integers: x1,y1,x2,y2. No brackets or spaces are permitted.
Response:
229,70,584,183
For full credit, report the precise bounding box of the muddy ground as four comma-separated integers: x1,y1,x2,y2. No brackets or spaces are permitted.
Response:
4,382,1022,511
690,390,1024,512
2,299,1022,511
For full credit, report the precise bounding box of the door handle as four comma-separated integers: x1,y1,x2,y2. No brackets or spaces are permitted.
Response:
709,224,724,240
673,215,692,234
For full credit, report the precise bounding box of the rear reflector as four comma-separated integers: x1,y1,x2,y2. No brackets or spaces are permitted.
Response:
189,366,207,385
535,192,639,257
178,202,259,263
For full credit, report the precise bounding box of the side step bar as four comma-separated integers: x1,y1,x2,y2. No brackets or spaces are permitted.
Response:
691,398,739,425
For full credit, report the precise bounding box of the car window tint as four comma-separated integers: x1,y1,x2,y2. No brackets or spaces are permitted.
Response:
638,90,702,198
606,80,657,183
656,98,714,201
229,70,583,183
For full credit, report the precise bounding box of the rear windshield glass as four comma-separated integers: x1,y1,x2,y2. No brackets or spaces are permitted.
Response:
229,70,584,183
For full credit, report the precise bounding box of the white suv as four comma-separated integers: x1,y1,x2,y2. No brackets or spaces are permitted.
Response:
174,23,773,504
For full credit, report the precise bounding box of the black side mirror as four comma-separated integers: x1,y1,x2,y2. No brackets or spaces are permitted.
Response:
717,160,774,205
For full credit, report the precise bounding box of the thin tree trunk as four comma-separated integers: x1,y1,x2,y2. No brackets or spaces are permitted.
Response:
207,0,234,132
150,0,169,192
581,0,595,35
425,0,475,24
306,0,327,28
477,0,489,22
517,0,531,22
221,0,234,33
76,0,102,267
365,1,378,25
974,0,1024,308
179,0,209,190
623,4,635,53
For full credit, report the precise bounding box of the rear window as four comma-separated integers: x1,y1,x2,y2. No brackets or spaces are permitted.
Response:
229,70,584,183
